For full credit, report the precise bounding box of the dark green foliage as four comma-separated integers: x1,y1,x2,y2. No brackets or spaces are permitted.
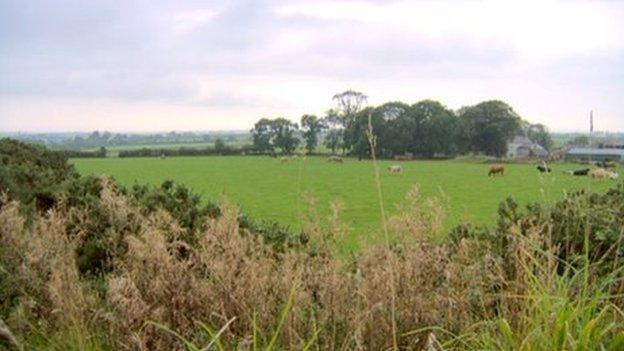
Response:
238,214,307,251
341,100,460,158
452,183,624,273
63,146,107,158
63,176,136,275
251,118,276,153
301,114,325,154
272,118,300,154
457,100,523,157
0,138,78,212
130,180,221,233
251,118,300,155
312,97,540,159
118,145,253,157
1,138,301,277
535,186,624,267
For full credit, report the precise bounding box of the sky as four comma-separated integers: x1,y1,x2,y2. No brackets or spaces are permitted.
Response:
1,0,623,133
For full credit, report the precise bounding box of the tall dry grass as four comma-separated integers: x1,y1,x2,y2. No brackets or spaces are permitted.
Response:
1,179,623,350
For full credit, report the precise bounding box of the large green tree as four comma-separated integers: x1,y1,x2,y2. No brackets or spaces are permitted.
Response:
272,118,300,154
251,118,300,154
458,100,523,157
300,114,325,154
332,90,368,152
346,106,385,158
374,102,411,157
251,118,275,153
411,100,458,157
322,109,344,154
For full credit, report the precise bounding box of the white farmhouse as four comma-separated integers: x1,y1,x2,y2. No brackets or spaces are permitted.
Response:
506,136,548,158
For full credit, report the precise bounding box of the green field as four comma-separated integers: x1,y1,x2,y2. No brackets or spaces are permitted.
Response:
73,156,614,245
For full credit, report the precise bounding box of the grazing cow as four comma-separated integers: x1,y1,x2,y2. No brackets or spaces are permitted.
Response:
280,156,290,164
536,164,551,173
589,168,619,180
564,168,590,176
327,155,343,163
597,160,618,168
488,164,505,177
388,165,402,174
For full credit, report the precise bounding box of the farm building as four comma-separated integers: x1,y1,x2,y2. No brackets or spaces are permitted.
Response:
565,148,624,162
506,136,548,158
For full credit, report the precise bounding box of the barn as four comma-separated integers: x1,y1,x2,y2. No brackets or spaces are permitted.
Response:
564,148,624,162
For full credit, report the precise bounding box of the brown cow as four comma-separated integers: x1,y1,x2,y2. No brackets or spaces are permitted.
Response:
488,164,505,177
280,156,290,164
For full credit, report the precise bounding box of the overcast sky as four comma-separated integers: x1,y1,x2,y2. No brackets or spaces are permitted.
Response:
1,0,623,133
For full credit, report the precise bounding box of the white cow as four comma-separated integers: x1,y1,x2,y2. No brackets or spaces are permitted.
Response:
589,168,618,180
388,165,402,174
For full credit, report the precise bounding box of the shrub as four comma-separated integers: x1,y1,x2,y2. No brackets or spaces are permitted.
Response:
0,138,78,212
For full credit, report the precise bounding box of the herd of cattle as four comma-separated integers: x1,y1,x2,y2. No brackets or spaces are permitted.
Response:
488,160,619,180
279,155,620,179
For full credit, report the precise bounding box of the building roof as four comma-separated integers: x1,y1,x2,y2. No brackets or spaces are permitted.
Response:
567,148,624,156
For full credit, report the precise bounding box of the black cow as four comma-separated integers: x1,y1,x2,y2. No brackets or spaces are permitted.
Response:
566,168,590,176
596,160,618,168
537,165,551,173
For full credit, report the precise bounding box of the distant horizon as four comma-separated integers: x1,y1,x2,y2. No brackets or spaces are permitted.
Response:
2,127,622,136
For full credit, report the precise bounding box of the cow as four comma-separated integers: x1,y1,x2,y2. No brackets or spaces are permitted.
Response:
564,168,590,176
388,165,402,174
536,164,551,173
327,155,343,163
488,164,505,177
596,160,618,168
588,168,619,180
280,156,290,164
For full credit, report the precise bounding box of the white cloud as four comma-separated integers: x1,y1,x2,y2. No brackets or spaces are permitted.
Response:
275,0,623,60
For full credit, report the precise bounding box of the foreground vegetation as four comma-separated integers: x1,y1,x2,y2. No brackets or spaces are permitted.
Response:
2,138,624,350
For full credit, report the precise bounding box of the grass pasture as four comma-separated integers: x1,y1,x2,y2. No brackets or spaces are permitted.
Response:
73,156,615,247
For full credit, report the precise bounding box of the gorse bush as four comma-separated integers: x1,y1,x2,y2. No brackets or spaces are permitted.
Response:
0,139,300,277
0,138,77,212
1,139,623,350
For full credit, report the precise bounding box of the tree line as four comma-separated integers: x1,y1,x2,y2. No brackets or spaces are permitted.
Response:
251,91,553,158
